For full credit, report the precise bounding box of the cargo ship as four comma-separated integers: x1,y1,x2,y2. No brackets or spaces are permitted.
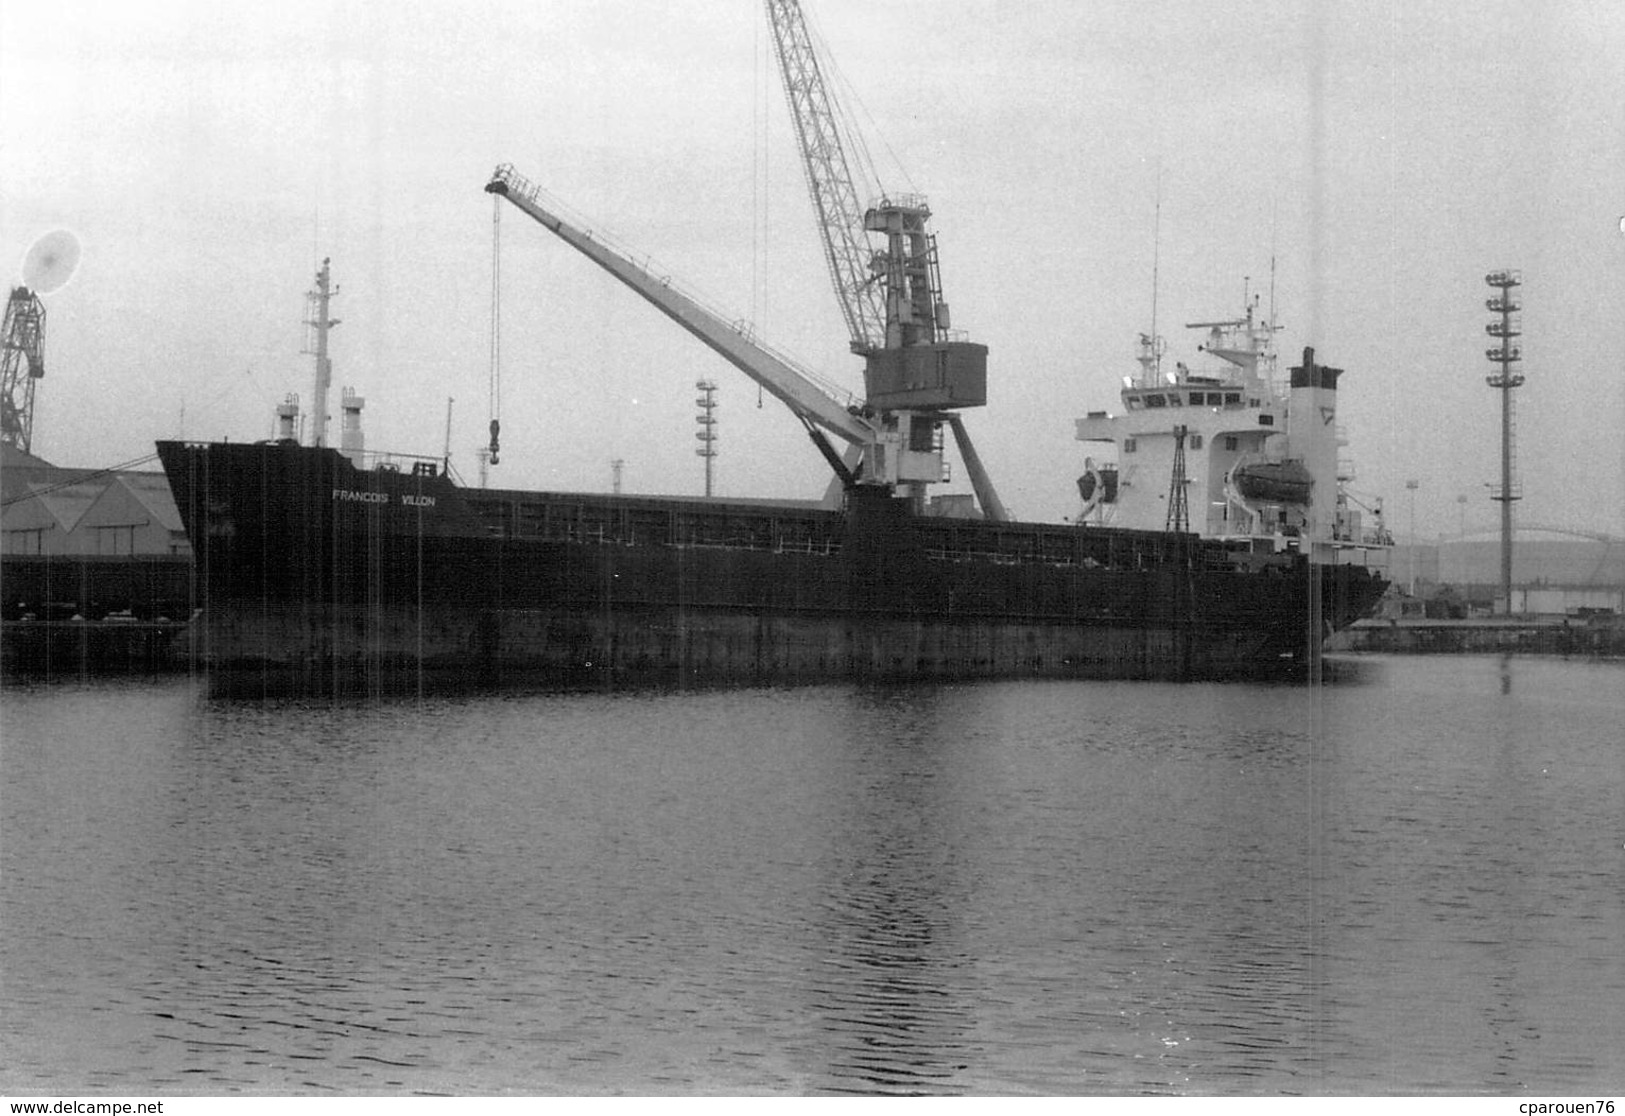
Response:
154,244,1385,692
152,6,1388,693
155,434,1384,694
153,265,1388,694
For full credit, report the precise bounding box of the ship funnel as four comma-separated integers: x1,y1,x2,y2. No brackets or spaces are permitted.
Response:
1287,346,1343,550
340,387,365,464
276,394,300,442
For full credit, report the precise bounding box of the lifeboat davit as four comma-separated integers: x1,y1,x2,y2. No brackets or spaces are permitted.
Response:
1075,459,1119,519
1232,460,1314,505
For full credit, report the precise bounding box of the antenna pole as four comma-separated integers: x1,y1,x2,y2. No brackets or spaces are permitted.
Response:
1150,167,1163,379
444,396,454,470
1269,196,1279,329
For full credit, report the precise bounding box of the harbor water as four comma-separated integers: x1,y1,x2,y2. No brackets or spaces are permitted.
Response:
2,654,1621,1095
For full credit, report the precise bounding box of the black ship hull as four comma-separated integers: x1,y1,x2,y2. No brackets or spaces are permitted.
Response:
156,440,1387,694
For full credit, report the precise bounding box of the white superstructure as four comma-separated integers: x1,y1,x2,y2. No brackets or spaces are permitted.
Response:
1074,293,1392,564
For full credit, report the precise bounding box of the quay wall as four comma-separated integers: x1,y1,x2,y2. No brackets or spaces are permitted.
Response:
1,619,193,675
2,554,193,621
1331,616,1624,657
1,555,196,675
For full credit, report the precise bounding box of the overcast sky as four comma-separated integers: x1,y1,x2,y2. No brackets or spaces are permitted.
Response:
4,0,1623,539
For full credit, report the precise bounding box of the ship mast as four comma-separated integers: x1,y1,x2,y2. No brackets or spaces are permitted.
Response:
304,258,340,448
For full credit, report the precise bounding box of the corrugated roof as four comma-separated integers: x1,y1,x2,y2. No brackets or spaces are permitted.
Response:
113,472,185,532
28,481,103,532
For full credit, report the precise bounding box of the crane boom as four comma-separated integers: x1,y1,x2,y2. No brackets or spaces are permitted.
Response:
486,165,887,460
765,0,885,355
765,0,983,397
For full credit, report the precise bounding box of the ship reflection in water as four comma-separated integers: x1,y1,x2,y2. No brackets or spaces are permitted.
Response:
2,656,1622,1095
811,692,975,1094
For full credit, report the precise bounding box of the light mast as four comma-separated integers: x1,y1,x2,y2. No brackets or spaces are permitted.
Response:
695,379,719,497
1484,269,1524,614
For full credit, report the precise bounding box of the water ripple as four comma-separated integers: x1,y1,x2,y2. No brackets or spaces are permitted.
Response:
3,662,1622,1093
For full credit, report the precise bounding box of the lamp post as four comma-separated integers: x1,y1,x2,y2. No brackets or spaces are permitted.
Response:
1406,478,1420,596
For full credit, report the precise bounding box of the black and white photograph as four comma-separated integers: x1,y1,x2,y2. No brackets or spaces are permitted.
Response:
2,0,1622,1103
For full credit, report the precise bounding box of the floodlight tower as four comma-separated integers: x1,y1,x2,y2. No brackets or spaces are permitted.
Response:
695,379,719,497
1484,269,1524,614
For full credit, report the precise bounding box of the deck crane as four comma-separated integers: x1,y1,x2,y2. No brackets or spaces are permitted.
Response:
765,0,1007,520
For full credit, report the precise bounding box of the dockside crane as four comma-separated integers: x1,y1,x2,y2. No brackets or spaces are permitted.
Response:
487,2,1006,516
2,231,80,457
0,288,46,455
765,0,1007,520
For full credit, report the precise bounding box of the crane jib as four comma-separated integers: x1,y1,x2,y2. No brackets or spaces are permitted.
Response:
483,167,875,452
